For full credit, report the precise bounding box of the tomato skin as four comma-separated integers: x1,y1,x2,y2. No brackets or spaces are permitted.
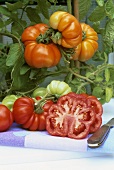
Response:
32,87,47,98
24,42,61,68
46,80,72,98
13,97,45,130
21,24,61,68
72,23,98,61
0,104,13,132
12,97,53,131
43,100,54,117
87,96,103,133
49,11,82,48
2,95,20,111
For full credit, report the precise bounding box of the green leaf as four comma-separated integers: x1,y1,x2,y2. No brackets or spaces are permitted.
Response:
96,0,104,7
0,5,11,17
110,68,114,81
92,86,104,98
95,76,103,82
10,57,26,91
20,65,30,75
99,95,106,104
89,5,106,22
105,68,110,82
102,19,114,52
48,0,57,3
105,86,113,102
5,1,23,11
86,71,95,80
11,19,27,37
92,21,100,32
0,18,4,28
6,43,22,67
106,19,114,41
26,7,42,23
37,0,51,19
29,69,40,79
0,58,7,74
79,0,91,21
4,19,13,27
11,59,38,92
105,0,114,19
9,49,35,92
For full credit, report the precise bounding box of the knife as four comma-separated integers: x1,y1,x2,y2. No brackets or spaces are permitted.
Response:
87,118,114,148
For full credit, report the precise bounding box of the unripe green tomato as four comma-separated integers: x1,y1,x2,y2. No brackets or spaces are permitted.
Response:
32,87,47,98
2,95,19,111
46,80,72,97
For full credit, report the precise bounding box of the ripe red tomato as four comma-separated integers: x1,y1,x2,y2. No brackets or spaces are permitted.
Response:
0,104,13,132
49,11,82,48
12,97,53,131
72,23,98,61
21,23,61,68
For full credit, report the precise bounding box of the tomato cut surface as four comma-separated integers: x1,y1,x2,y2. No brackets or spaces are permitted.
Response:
46,95,96,139
46,92,103,139
67,92,103,133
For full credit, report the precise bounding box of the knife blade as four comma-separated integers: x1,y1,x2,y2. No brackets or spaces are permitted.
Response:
87,118,114,148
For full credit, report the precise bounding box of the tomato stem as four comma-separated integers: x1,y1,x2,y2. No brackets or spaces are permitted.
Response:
36,33,51,44
51,31,62,44
67,0,72,14
67,67,94,84
73,0,79,20
82,31,86,40
0,31,22,46
34,93,55,114
36,27,53,44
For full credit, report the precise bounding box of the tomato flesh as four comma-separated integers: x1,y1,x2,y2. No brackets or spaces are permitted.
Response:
46,92,103,139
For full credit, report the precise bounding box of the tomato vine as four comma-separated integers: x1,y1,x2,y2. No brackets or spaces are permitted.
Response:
0,0,114,104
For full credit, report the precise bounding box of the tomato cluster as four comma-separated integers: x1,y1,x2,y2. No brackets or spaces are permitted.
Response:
21,11,98,67
0,91,103,139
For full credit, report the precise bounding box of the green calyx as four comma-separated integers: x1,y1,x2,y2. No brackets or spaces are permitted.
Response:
51,31,62,44
82,31,86,41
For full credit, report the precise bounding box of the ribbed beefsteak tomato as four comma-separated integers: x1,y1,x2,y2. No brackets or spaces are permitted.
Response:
49,11,82,48
72,23,98,61
12,97,53,131
21,23,61,68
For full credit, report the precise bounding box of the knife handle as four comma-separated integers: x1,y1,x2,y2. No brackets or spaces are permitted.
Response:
87,125,110,148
